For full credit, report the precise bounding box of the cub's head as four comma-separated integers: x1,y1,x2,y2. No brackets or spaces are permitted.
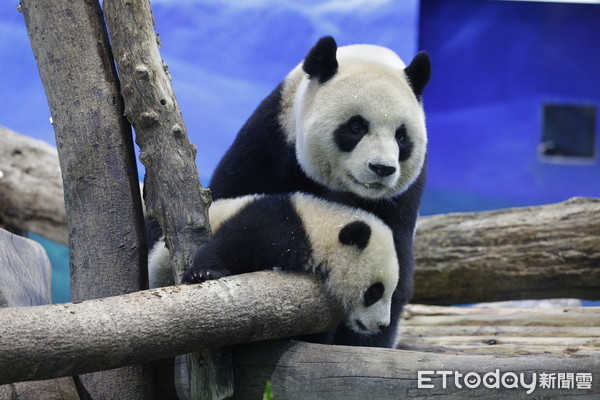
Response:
287,36,430,200
320,219,399,335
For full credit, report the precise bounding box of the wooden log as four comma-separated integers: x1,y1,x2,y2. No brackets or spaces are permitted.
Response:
21,0,150,397
0,126,66,245
0,228,78,399
0,271,343,385
413,197,600,304
0,228,51,307
231,340,600,399
103,1,220,398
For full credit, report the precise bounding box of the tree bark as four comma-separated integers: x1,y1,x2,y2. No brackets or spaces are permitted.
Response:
0,271,343,385
231,340,600,399
0,126,66,246
103,0,211,285
21,0,151,398
413,197,600,304
0,228,79,399
103,1,220,398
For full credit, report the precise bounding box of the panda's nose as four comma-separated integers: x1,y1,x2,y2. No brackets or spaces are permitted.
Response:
369,163,396,177
378,323,388,331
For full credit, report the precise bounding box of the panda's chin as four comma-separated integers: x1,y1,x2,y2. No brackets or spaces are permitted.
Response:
345,173,391,199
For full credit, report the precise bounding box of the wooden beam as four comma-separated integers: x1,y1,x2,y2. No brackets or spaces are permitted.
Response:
0,271,343,385
231,340,600,399
413,197,600,304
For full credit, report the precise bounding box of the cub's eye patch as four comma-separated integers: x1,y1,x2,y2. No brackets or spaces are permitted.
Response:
338,220,371,250
364,282,384,307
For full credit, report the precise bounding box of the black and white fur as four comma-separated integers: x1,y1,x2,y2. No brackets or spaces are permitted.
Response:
148,193,399,336
209,36,430,347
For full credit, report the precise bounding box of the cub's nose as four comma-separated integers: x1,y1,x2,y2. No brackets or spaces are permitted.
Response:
378,323,388,331
369,163,396,177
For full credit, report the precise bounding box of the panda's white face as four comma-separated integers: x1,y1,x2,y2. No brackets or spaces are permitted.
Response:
292,193,399,334
282,43,428,200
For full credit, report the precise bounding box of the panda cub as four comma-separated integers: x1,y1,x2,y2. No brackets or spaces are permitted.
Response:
209,36,430,347
148,192,399,336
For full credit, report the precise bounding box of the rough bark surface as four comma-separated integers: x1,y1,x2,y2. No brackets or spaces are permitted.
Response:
103,0,211,284
0,271,343,385
0,228,78,399
103,1,218,398
231,340,600,399
0,126,66,245
413,197,600,304
21,0,150,398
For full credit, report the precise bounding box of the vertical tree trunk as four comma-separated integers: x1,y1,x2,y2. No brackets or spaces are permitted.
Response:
102,1,227,399
21,1,152,398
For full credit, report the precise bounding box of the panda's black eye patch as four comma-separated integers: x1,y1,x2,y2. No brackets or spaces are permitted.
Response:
364,282,384,307
395,125,407,143
334,115,369,152
339,220,371,250
396,125,414,162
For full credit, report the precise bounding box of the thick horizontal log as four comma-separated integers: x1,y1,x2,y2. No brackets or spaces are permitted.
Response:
0,271,342,385
413,197,600,304
0,126,66,245
231,340,600,399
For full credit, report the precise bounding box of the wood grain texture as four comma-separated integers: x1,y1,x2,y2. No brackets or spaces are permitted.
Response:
232,340,600,399
413,197,600,304
21,0,150,397
0,228,51,307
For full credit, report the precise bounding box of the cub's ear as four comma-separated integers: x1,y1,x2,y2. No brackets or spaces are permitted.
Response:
404,51,431,99
339,220,371,251
303,36,338,84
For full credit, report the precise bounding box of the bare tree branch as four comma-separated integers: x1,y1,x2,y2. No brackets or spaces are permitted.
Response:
20,0,150,397
0,271,343,385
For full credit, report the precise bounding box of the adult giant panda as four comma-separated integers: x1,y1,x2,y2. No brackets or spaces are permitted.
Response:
209,36,430,348
149,192,399,338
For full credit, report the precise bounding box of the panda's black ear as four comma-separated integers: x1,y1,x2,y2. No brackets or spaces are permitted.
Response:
404,51,431,99
339,220,371,251
303,36,338,84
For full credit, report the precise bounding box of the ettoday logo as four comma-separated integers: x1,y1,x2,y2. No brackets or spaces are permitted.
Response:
418,370,593,395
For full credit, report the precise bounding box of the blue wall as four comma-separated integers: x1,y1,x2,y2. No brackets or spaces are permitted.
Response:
419,0,600,215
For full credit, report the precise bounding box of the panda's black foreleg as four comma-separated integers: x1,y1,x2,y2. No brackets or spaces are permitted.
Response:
182,245,232,284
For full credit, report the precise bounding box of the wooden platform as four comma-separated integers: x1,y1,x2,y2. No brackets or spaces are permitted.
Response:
399,303,600,356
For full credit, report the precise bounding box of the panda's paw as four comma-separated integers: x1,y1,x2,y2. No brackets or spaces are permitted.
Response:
182,268,230,284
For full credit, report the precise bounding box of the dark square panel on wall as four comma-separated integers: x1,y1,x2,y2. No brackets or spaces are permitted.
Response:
539,104,596,163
